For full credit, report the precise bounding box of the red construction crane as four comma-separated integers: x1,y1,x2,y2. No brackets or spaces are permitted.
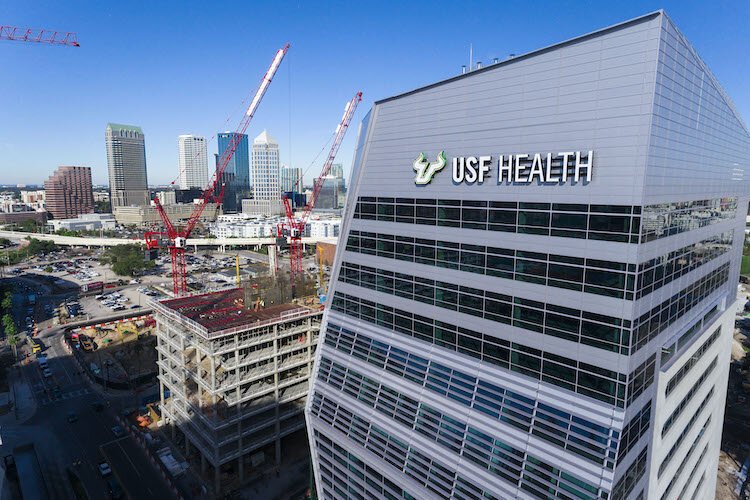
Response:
0,26,79,46
280,91,362,297
146,43,290,296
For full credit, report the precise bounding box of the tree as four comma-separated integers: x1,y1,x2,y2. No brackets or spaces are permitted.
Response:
3,314,18,359
100,244,154,277
1,292,12,312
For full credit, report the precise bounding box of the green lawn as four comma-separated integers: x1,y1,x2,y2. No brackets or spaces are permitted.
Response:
743,255,750,276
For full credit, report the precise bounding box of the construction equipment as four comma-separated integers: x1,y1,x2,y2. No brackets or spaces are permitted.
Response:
0,26,79,46
235,254,241,287
279,91,362,297
146,44,289,296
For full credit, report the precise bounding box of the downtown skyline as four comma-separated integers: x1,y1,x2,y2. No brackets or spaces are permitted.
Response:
1,1,749,186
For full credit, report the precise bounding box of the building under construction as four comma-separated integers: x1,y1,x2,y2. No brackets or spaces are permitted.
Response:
153,288,322,494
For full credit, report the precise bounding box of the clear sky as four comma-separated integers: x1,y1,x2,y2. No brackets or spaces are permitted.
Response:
1,0,748,187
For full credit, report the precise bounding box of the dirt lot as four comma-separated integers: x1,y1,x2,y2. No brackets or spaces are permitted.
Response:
717,449,741,499
74,317,157,383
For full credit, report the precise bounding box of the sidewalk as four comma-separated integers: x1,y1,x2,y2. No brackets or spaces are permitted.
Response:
0,363,38,426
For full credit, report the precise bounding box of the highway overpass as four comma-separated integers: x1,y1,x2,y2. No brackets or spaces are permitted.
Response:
0,229,337,250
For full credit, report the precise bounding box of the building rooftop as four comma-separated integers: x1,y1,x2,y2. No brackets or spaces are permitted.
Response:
159,288,310,333
106,123,143,134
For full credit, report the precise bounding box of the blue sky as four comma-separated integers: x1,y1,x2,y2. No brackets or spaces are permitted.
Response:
1,0,748,186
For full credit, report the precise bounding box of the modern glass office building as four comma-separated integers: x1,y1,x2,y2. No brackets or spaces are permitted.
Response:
306,11,750,500
217,132,250,212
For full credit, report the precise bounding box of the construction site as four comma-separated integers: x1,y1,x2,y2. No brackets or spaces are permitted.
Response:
144,44,354,496
153,287,321,494
71,315,158,387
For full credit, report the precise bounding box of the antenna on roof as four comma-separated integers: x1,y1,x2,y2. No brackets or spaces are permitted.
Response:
469,43,473,71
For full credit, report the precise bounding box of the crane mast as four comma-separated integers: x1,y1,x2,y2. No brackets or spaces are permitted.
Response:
0,26,79,46
147,43,290,297
281,91,362,297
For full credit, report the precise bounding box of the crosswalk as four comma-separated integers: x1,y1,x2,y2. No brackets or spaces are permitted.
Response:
32,383,91,406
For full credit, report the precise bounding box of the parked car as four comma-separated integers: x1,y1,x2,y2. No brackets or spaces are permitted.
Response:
98,462,112,477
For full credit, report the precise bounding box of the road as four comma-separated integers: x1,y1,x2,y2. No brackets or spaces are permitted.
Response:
102,437,175,499
2,316,174,499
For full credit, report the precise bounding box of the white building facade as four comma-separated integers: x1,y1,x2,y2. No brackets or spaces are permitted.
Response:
248,130,283,216
306,11,750,500
178,135,209,190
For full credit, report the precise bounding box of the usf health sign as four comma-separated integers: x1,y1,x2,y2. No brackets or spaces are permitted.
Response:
413,151,593,185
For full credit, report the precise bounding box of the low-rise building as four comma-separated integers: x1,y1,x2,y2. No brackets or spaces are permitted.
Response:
47,213,116,232
113,202,218,226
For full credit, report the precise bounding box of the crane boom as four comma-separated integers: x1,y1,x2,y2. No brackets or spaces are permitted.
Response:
149,43,289,296
182,44,289,239
281,91,362,296
0,26,79,46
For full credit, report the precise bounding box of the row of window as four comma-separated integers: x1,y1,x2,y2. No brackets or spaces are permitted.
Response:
338,262,632,355
658,390,714,478
665,328,721,397
677,444,708,500
663,363,716,437
318,351,616,467
310,391,604,500
346,229,635,299
316,429,506,500
626,355,656,407
345,230,731,303
314,429,416,500
632,264,729,352
641,197,736,242
661,305,719,365
611,448,648,500
354,196,641,243
352,196,737,245
318,356,604,498
636,231,732,299
617,401,651,465
326,301,636,415
311,393,464,499
339,259,729,359
660,416,712,499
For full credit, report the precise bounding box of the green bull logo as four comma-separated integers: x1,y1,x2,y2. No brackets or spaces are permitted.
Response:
413,151,446,185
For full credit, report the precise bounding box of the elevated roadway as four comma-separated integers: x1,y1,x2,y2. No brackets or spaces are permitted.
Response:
0,229,337,250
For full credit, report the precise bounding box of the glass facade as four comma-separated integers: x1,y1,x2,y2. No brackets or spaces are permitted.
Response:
307,10,749,500
217,132,249,212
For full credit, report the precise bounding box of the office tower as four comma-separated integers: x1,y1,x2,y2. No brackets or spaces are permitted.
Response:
315,176,345,210
246,130,284,216
329,163,344,180
217,132,250,212
280,165,303,193
105,123,149,208
153,289,322,494
306,11,749,500
178,135,208,190
44,166,94,219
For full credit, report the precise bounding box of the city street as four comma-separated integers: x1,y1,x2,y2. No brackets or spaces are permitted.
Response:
1,313,174,499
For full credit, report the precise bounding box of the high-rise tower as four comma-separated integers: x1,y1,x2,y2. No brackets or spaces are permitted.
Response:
306,11,749,500
244,129,283,216
217,132,249,212
105,123,149,208
177,135,208,190
44,166,94,219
